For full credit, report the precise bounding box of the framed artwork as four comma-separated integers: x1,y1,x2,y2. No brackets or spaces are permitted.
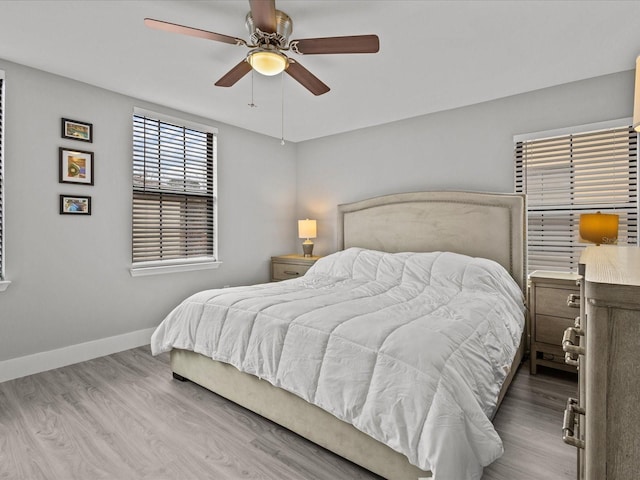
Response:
59,147,94,185
60,195,91,215
61,118,93,142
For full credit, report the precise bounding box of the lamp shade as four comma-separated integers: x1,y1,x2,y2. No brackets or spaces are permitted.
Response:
579,212,619,245
298,219,317,239
248,50,288,76
635,56,640,132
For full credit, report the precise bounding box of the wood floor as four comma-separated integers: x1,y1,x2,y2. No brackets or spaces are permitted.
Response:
0,346,578,479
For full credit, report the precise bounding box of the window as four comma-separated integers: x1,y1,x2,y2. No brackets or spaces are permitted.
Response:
0,71,6,288
515,120,638,273
131,108,218,276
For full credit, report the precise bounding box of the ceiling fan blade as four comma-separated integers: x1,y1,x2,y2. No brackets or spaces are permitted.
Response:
285,60,330,96
291,35,380,55
215,60,253,87
249,0,276,33
144,18,244,46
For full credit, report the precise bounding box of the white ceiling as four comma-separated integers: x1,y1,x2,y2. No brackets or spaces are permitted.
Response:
1,1,639,142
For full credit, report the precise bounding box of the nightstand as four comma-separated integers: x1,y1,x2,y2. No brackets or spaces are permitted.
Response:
270,254,321,281
529,270,581,374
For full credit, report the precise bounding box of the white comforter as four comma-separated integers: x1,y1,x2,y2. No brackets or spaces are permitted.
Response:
151,248,525,479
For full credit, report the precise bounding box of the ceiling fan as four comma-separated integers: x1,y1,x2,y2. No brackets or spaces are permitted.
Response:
144,0,380,96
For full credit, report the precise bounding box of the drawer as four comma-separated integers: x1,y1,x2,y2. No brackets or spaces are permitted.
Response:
535,314,575,344
535,286,579,318
272,262,311,280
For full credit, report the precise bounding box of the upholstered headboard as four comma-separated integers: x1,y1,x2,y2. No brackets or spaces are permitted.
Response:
337,191,527,292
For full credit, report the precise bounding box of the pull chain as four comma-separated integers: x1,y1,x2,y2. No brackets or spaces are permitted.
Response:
280,71,285,145
248,70,257,108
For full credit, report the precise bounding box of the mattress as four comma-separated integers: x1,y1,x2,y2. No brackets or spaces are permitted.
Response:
151,248,525,479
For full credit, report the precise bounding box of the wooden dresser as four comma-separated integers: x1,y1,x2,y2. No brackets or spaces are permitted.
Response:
562,246,640,480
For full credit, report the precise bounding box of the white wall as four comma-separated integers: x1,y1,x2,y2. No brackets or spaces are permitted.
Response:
0,59,298,370
296,71,635,255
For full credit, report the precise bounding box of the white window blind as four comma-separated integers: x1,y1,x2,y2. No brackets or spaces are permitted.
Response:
0,73,5,281
132,111,217,265
515,123,638,273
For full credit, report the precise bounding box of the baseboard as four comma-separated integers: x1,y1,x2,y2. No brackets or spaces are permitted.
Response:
0,327,156,383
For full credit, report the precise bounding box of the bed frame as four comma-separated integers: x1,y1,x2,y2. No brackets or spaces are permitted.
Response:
170,191,527,480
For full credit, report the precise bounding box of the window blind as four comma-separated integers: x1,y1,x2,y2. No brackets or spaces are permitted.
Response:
132,113,216,264
0,75,4,280
515,125,638,273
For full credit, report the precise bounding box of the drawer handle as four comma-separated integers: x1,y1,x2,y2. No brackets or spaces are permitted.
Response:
564,353,579,367
283,270,300,276
562,326,585,366
562,397,585,449
567,293,580,308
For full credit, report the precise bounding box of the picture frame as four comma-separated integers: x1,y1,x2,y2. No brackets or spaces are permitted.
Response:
60,195,91,215
61,118,93,143
59,147,94,185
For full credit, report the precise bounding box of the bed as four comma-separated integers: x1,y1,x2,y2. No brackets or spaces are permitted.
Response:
151,190,527,480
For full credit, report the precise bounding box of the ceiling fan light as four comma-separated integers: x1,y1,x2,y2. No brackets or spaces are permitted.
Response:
248,50,288,76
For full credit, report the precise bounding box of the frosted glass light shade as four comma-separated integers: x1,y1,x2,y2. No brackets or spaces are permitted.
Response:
579,212,619,245
248,50,288,76
298,219,317,239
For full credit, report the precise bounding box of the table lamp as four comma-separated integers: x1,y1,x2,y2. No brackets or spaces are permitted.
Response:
579,212,619,245
298,219,317,257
